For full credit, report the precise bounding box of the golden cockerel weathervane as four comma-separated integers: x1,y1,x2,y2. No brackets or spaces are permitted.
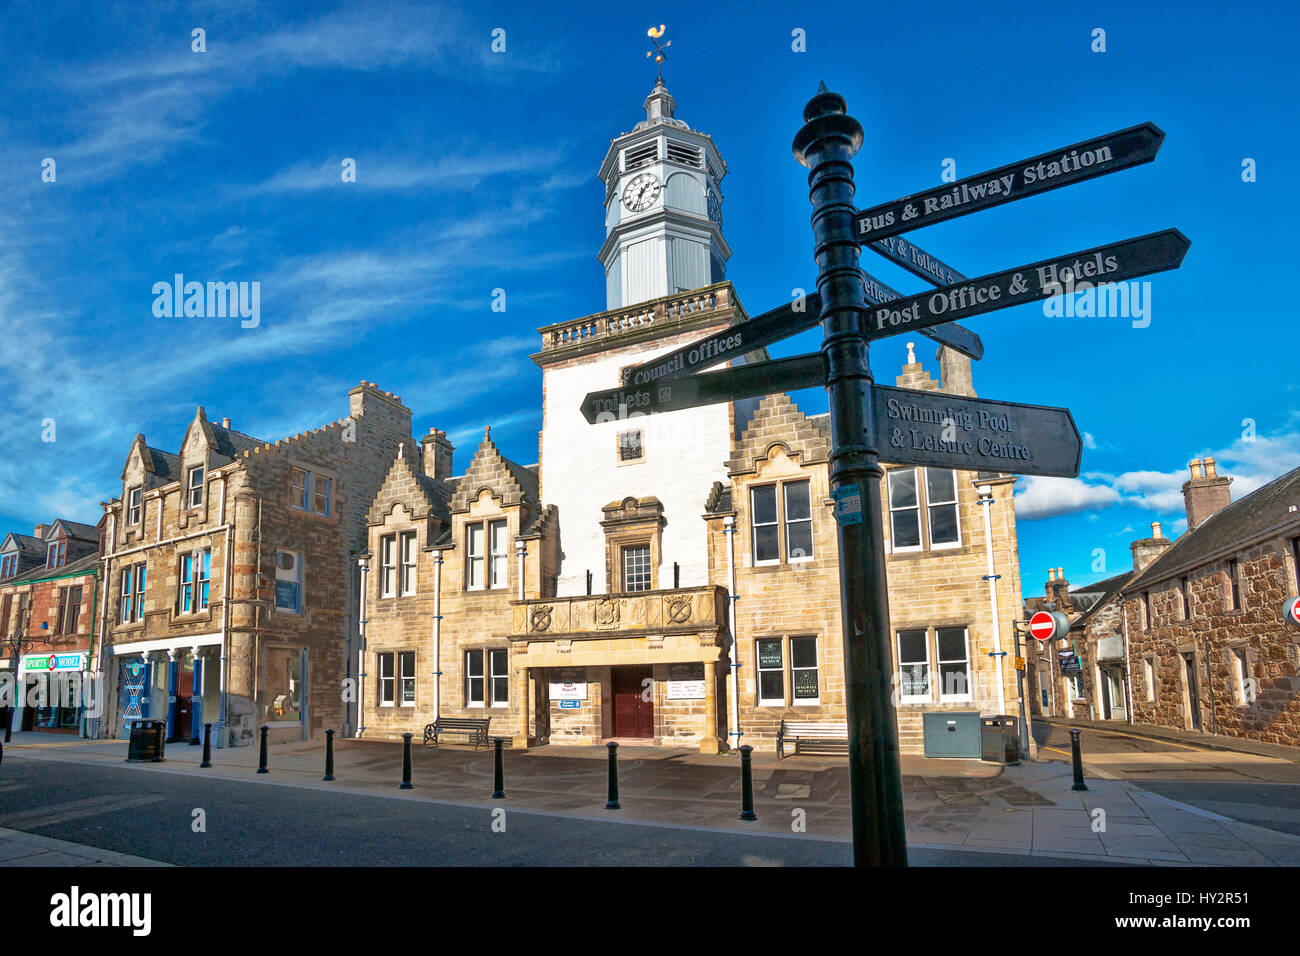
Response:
646,25,671,83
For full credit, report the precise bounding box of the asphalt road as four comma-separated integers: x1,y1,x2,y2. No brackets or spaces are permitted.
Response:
0,755,1105,867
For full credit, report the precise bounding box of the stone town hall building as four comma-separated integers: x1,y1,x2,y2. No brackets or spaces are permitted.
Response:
358,81,1027,754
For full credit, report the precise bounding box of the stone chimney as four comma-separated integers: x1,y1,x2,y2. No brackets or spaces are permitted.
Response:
1131,521,1173,572
221,417,231,429
32,524,48,540
1183,457,1232,531
420,428,455,480
938,345,976,397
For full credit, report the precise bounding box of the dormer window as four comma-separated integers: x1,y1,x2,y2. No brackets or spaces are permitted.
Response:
187,466,205,508
128,487,142,525
0,553,17,578
46,540,66,569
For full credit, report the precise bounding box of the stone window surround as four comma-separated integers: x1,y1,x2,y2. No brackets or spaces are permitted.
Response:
464,646,509,708
884,466,962,555
464,517,510,592
753,634,821,708
748,479,815,567
600,497,665,593
288,463,336,519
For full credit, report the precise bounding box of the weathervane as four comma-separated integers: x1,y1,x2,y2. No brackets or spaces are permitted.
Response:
646,25,670,83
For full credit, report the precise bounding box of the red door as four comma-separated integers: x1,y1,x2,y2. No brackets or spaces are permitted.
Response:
612,668,654,738
176,670,193,741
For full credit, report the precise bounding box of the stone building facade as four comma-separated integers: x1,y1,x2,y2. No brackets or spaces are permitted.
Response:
95,385,410,746
1027,457,1300,748
0,519,102,735
354,82,1029,756
1122,460,1300,744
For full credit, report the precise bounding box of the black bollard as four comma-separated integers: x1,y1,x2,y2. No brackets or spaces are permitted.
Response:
605,741,621,810
323,728,335,782
1069,728,1088,791
738,745,758,821
200,722,212,768
257,725,269,773
3,706,10,743
400,732,414,789
491,737,505,799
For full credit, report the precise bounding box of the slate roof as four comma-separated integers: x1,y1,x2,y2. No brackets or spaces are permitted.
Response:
56,520,99,541
2,533,46,560
6,551,99,584
209,422,269,459
1127,464,1300,591
147,446,182,484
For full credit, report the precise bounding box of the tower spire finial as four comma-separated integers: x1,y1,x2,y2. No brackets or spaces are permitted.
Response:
646,24,671,84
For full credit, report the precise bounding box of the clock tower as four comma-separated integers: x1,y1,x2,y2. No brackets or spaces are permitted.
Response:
597,79,731,310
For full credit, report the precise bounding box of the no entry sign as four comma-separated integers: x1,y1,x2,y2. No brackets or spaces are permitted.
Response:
1029,610,1063,641
1284,597,1300,629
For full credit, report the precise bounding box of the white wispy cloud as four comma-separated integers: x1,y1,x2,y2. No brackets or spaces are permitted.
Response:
1015,431,1300,522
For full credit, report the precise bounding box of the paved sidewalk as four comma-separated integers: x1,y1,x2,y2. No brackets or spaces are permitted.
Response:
0,826,170,867
1042,716,1300,763
6,731,1300,865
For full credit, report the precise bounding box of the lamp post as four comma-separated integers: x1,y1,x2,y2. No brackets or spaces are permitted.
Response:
3,598,36,741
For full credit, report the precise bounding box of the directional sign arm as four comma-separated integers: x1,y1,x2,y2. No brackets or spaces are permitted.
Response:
860,271,984,361
864,229,1190,341
622,294,823,385
855,122,1166,242
583,353,826,423
872,384,1082,478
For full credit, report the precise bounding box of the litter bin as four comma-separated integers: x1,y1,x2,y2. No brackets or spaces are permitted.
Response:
126,719,167,763
980,715,1020,765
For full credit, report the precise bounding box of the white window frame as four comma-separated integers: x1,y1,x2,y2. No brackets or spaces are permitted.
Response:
887,468,923,553
399,651,416,707
0,553,15,578
133,564,147,622
187,466,204,509
935,626,973,703
756,638,785,706
783,481,814,562
119,568,133,623
622,544,651,593
897,628,932,704
790,636,820,706
46,540,66,569
128,487,142,525
399,531,418,596
378,652,395,707
489,649,509,708
924,468,961,549
489,520,508,589
466,649,486,707
466,524,485,591
379,535,397,598
750,484,781,566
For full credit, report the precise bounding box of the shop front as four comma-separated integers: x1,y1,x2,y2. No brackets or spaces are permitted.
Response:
107,636,222,744
17,651,90,734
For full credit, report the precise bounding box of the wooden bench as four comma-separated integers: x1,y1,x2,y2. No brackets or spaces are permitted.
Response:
777,720,849,759
423,716,491,750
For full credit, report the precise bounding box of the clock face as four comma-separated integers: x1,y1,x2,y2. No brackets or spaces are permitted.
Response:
622,173,662,212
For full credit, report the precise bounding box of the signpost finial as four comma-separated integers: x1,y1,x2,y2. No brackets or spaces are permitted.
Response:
646,25,671,84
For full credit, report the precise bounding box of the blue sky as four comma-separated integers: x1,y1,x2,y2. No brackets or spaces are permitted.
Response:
1,0,1296,597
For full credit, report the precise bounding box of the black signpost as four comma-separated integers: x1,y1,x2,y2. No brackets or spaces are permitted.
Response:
578,81,1188,867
